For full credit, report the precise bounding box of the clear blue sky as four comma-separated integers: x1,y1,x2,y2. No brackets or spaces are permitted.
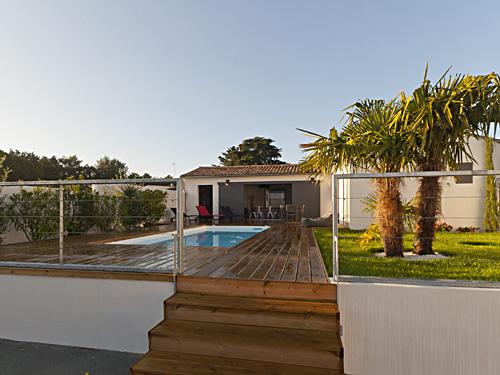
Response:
0,0,498,177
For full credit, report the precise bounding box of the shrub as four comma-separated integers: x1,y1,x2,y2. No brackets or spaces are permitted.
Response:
456,226,479,233
362,192,417,231
0,156,9,243
0,193,8,244
64,185,99,235
435,222,453,232
140,189,167,227
94,194,119,232
119,185,144,230
118,186,166,230
8,187,59,241
484,137,499,231
358,224,382,246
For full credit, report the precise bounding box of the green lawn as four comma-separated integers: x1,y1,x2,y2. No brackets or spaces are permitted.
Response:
314,228,500,281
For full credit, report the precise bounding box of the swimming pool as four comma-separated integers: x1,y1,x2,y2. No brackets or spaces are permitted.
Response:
109,226,268,248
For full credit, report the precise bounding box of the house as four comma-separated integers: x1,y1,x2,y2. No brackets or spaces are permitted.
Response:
181,164,327,219
182,137,500,230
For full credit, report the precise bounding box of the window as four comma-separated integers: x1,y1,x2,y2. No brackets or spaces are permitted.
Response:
265,190,285,207
455,163,473,184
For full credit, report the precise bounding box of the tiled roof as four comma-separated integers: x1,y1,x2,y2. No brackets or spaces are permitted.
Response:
182,164,303,177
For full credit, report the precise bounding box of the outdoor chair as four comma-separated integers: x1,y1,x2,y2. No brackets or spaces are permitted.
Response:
266,206,278,219
220,206,244,222
170,207,197,225
196,205,223,224
285,204,297,221
252,206,264,219
298,204,305,220
286,204,306,222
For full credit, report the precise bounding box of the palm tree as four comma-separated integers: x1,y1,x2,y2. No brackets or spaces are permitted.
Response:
405,68,500,254
301,99,415,257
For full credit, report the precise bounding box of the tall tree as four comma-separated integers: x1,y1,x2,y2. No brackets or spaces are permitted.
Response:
58,155,89,179
301,99,414,257
218,137,285,166
406,68,499,254
0,150,62,181
0,149,150,181
93,156,129,179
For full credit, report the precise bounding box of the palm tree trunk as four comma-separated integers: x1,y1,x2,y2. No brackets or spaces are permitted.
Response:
376,178,404,257
415,176,441,255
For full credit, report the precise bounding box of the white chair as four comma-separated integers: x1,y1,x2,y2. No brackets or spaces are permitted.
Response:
256,206,264,219
267,206,278,219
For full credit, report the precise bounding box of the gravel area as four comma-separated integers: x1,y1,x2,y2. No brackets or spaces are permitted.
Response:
375,251,447,260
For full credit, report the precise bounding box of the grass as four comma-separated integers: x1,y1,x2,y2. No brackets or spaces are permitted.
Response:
314,228,500,281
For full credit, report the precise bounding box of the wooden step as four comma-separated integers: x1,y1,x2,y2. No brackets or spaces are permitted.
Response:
131,350,343,375
165,293,339,331
176,275,336,302
148,320,343,370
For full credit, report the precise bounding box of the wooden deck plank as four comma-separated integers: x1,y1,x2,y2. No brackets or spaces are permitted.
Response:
220,228,278,276
307,228,330,283
176,275,337,302
264,225,296,281
280,228,301,282
194,230,273,278
231,234,282,279
297,227,312,283
248,236,288,280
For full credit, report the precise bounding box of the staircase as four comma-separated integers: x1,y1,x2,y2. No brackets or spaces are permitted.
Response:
131,275,344,374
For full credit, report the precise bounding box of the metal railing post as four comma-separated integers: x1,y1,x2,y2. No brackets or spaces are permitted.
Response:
332,174,339,283
58,183,64,264
176,178,184,274
172,233,178,289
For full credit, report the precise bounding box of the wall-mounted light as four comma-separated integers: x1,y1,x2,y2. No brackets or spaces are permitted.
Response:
225,179,230,186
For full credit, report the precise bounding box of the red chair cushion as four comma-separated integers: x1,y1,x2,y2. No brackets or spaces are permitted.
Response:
196,205,211,217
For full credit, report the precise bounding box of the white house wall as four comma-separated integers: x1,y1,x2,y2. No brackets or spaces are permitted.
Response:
346,138,500,230
319,176,333,218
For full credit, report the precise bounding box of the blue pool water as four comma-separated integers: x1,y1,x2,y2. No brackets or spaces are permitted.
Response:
109,226,268,247
161,231,259,248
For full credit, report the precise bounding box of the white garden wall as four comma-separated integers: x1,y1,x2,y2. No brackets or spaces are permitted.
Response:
344,137,500,230
0,275,174,353
339,281,500,375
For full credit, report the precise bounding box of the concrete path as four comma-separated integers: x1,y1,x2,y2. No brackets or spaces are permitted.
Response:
0,339,141,375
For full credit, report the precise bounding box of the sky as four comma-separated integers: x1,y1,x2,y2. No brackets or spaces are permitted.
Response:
0,0,498,177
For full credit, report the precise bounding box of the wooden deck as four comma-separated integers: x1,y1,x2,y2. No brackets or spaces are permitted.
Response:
186,223,329,283
0,223,329,284
0,225,229,280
